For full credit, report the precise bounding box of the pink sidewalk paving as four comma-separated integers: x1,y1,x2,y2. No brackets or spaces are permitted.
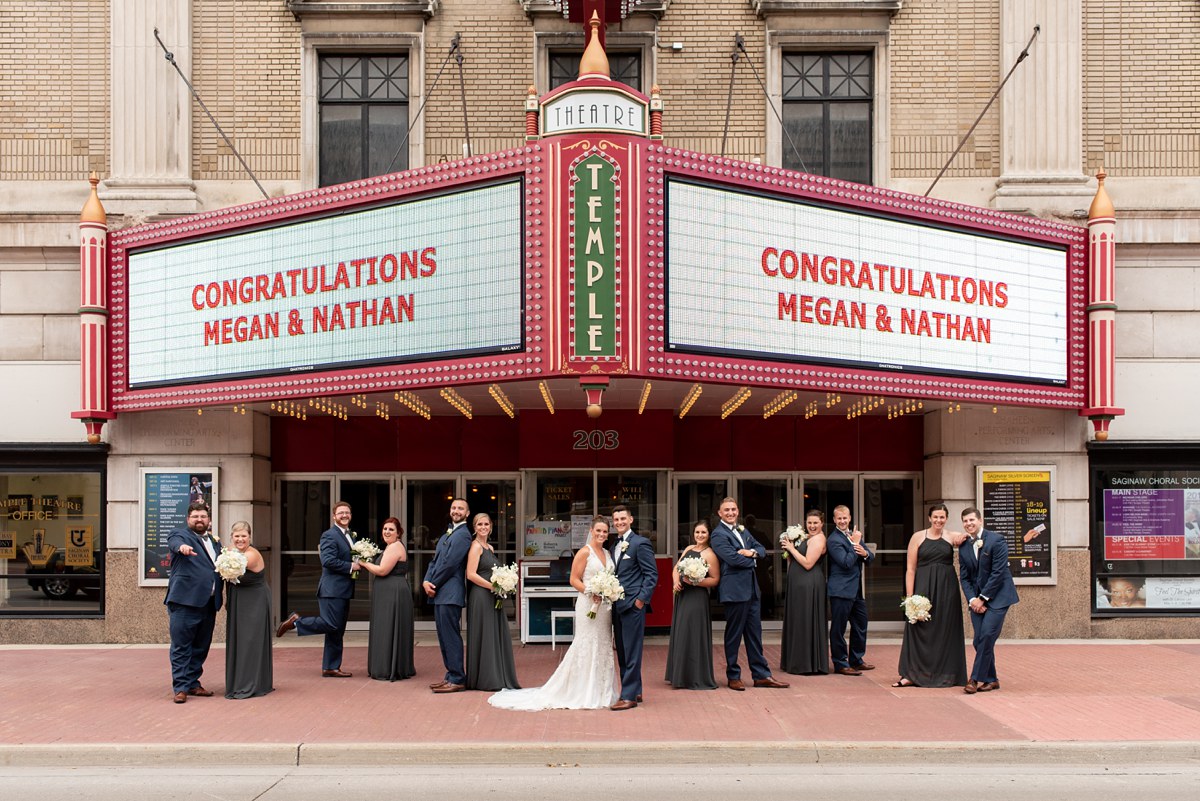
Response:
3,637,1200,749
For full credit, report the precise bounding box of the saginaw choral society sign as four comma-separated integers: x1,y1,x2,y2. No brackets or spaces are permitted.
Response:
126,181,523,387
666,180,1069,384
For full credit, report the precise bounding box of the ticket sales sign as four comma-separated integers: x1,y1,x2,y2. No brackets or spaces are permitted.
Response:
665,180,1069,385
125,180,524,387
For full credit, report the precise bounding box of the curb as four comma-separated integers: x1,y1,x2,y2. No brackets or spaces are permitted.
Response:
3,741,1199,768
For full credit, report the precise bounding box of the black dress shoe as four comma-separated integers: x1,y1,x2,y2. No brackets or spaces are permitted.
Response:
322,669,353,678
276,612,299,638
173,691,187,704
187,685,213,697
610,699,638,711
432,682,465,693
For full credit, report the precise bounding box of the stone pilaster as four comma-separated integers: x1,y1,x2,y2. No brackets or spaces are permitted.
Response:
102,0,197,213
993,0,1092,216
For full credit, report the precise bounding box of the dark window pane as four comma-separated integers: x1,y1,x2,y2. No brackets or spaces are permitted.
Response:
367,56,408,100
320,105,362,187
321,57,363,100
367,104,408,175
830,103,871,183
782,103,824,174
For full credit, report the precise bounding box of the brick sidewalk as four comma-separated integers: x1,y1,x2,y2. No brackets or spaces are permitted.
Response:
3,638,1199,749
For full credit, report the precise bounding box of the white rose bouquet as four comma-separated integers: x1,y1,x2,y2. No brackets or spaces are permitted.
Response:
779,524,808,559
901,594,932,624
214,547,248,584
583,567,625,619
677,557,710,587
490,562,519,609
350,537,381,579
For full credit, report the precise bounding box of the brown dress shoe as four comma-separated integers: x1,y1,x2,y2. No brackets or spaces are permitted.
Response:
963,680,979,694
429,680,448,690
432,682,465,693
835,666,863,676
851,663,876,671
610,699,638,711
727,679,746,691
322,669,353,678
636,694,643,703
754,676,790,689
187,685,214,697
977,681,1000,692
173,691,187,704
276,612,299,638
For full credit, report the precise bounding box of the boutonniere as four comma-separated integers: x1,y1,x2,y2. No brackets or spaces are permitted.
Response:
349,530,358,541
619,541,630,554
736,525,745,533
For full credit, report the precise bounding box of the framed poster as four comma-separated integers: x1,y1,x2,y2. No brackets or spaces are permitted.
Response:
976,465,1056,585
139,468,218,587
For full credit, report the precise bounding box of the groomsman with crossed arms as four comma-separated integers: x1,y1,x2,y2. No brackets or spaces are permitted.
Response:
710,497,789,691
959,507,1019,693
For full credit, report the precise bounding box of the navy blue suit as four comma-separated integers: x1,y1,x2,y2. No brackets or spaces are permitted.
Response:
711,521,771,682
611,530,657,702
959,529,1019,684
827,529,874,670
295,526,357,671
424,522,471,684
164,526,223,694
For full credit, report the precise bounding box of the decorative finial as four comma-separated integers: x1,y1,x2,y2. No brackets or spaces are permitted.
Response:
81,171,106,224
1088,167,1114,219
578,11,610,80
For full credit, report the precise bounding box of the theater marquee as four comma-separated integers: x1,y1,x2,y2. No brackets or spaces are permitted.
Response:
665,179,1069,385
125,180,524,387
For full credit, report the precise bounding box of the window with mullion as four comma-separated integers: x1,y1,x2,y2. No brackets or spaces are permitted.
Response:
319,55,409,187
781,52,872,184
549,51,641,92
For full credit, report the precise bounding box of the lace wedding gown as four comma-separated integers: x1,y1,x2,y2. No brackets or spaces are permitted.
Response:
488,547,618,710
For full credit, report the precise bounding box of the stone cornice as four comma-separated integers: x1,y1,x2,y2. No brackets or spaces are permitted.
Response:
286,1,440,19
751,0,902,15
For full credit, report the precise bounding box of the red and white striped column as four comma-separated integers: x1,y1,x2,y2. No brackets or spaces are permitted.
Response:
71,173,115,443
1080,169,1124,440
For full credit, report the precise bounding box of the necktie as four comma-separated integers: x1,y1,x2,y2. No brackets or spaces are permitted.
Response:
200,534,217,562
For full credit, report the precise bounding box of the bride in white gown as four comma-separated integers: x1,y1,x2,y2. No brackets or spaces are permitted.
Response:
489,517,618,711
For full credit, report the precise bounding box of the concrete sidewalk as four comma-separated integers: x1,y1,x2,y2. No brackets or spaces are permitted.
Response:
2,636,1199,766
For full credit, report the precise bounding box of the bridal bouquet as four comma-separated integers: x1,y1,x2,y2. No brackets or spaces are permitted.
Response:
214,547,248,584
779,524,809,559
901,594,932,624
350,537,381,579
677,557,709,587
490,562,519,609
584,568,624,619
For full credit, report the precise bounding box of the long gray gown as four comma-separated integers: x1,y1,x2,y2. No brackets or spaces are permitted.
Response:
896,536,968,687
664,550,718,689
466,548,520,691
367,558,415,681
224,568,274,699
780,540,829,675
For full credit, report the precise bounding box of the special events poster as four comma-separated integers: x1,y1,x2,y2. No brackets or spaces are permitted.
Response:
1103,483,1200,561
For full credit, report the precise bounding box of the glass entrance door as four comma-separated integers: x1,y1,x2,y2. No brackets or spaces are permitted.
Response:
861,476,919,623
278,477,332,625
737,476,789,620
336,477,392,626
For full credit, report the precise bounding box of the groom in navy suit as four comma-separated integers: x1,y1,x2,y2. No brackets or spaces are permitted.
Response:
959,507,1019,693
276,500,360,676
424,497,472,693
710,497,789,691
165,502,223,703
609,505,657,710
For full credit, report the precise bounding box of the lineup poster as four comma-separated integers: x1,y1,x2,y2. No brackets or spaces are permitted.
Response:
1102,485,1200,561
977,466,1055,584
139,468,218,587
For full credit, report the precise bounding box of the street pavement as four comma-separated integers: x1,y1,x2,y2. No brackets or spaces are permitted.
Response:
2,634,1199,767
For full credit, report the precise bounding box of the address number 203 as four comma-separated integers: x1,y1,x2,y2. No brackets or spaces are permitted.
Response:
572,429,619,450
